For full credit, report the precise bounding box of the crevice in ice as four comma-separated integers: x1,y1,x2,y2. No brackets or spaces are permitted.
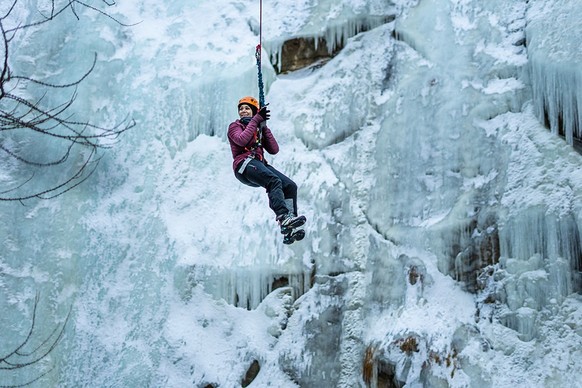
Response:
454,218,500,293
265,15,395,74
362,344,404,388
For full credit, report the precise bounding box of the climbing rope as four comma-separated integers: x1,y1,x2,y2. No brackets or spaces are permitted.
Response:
255,0,265,108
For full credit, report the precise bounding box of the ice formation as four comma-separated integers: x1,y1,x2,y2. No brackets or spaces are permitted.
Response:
1,0,582,387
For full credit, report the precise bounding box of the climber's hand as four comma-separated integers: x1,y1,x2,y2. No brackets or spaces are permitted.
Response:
258,106,270,121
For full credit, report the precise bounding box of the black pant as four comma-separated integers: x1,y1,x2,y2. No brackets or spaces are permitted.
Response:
235,158,297,218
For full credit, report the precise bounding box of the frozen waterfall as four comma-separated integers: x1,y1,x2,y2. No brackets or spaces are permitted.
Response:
1,0,582,387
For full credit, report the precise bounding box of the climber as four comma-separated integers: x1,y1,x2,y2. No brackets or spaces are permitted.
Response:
227,96,306,244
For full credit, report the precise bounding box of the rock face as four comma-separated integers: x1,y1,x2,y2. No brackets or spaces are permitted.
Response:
241,360,260,387
275,36,336,74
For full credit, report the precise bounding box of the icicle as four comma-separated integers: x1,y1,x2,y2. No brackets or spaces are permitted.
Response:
527,0,582,145
189,264,313,310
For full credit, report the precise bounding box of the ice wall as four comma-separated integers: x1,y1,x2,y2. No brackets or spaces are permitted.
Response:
369,0,527,278
362,0,582,386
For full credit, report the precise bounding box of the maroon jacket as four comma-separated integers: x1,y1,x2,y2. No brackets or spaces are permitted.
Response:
227,114,279,172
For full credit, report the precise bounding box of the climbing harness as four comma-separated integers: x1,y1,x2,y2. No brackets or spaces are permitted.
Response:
244,129,263,159
238,129,264,174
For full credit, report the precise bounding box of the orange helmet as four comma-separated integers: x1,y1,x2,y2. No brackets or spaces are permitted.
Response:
238,96,259,114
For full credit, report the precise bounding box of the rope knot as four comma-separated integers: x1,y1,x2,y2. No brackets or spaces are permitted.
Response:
255,44,261,61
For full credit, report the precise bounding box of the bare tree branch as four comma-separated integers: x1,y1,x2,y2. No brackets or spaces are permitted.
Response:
0,0,136,201
0,292,71,387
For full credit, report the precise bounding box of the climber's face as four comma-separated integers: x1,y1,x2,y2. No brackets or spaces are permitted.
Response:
238,104,254,118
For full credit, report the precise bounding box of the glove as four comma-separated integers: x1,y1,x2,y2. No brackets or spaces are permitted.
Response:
258,106,270,121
